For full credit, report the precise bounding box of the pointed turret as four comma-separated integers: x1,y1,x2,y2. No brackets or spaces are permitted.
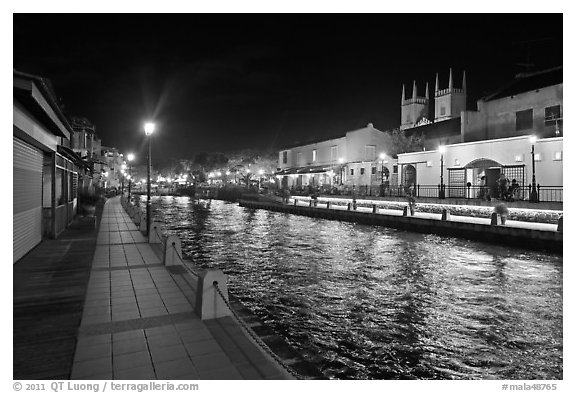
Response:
449,68,453,90
412,80,417,99
425,82,429,99
462,70,467,92
435,72,439,93
401,84,405,103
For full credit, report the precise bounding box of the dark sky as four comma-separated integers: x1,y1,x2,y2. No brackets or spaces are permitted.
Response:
14,14,563,164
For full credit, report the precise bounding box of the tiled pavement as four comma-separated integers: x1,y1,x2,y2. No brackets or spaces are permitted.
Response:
72,196,291,380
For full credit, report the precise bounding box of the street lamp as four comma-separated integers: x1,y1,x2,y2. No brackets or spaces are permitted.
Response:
529,135,539,203
258,169,264,189
144,122,155,236
438,145,446,199
127,153,134,200
379,153,386,196
338,157,344,185
121,164,127,194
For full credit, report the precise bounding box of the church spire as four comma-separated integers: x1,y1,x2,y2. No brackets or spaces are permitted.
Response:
425,82,429,99
449,68,453,90
401,84,405,103
412,80,417,99
462,70,467,92
435,72,439,93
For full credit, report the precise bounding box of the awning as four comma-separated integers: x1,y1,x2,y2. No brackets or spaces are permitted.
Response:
275,165,339,176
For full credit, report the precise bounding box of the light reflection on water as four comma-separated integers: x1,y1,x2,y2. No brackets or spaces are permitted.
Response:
138,196,563,379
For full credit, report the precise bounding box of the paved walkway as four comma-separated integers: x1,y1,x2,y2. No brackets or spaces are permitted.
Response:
71,196,291,380
291,198,559,232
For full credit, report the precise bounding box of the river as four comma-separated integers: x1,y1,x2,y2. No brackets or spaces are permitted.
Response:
135,195,563,380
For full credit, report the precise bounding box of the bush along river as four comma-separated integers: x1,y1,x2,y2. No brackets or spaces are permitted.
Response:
134,195,563,380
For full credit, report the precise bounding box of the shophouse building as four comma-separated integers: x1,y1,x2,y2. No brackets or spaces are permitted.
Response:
13,70,79,262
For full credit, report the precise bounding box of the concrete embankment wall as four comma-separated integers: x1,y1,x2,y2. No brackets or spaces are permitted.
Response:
238,200,562,254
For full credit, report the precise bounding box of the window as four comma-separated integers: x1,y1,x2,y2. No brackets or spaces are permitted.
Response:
350,168,354,176
282,151,288,164
371,167,376,175
553,151,562,161
312,150,317,162
365,145,376,161
454,158,460,166
55,168,65,206
534,153,542,162
393,165,398,174
330,146,338,161
545,105,561,126
516,109,533,131
514,154,524,162
360,168,365,175
440,106,446,116
426,161,433,167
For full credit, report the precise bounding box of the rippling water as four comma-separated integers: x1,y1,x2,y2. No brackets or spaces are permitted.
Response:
137,195,563,380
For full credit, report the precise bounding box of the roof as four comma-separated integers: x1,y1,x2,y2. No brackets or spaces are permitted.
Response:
275,164,337,175
14,69,73,138
279,124,382,150
482,66,562,102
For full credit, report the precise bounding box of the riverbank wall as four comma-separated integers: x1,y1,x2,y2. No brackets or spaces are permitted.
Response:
238,200,563,254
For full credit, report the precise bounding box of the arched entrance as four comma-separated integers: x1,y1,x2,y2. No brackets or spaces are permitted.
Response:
402,164,417,186
463,158,503,199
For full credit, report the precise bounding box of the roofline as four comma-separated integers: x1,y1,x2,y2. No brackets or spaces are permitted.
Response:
14,69,73,137
481,65,562,102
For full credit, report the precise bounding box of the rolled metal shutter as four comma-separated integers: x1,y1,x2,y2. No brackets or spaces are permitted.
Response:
13,136,43,263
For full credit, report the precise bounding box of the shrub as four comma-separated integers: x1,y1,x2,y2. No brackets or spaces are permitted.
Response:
493,203,509,216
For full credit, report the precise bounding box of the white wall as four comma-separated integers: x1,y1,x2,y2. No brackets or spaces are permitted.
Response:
398,136,563,186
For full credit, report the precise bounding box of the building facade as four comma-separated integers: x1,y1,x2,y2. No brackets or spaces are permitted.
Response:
13,70,79,262
277,124,392,190
462,67,562,142
397,135,563,200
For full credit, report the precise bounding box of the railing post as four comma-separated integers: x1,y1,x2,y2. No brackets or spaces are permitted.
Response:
164,235,182,266
537,184,541,202
441,209,451,221
294,198,298,206
372,204,378,213
140,214,147,234
326,201,331,209
195,269,232,320
149,220,163,244
403,206,408,216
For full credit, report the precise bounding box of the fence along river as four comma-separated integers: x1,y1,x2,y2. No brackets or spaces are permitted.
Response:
135,195,562,380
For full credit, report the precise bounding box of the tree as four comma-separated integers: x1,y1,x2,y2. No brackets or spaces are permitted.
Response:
382,128,426,158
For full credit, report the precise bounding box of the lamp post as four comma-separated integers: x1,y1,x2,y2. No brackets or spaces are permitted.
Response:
338,157,344,185
127,153,134,200
378,153,386,196
121,164,127,195
438,145,446,199
144,122,155,236
529,135,539,203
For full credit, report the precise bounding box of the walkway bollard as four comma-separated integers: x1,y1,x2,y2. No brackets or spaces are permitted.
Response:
372,204,378,214
326,201,331,209
140,215,147,234
352,200,357,210
149,220,163,244
490,212,503,226
294,199,298,206
441,209,451,221
164,235,182,266
557,215,563,232
195,269,232,320
403,206,408,216
309,200,313,207
347,202,352,211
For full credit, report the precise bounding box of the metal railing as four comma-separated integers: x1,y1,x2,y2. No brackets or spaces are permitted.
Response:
286,183,563,203
213,282,300,379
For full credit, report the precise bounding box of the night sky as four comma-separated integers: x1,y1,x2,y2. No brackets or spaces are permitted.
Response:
13,14,563,164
